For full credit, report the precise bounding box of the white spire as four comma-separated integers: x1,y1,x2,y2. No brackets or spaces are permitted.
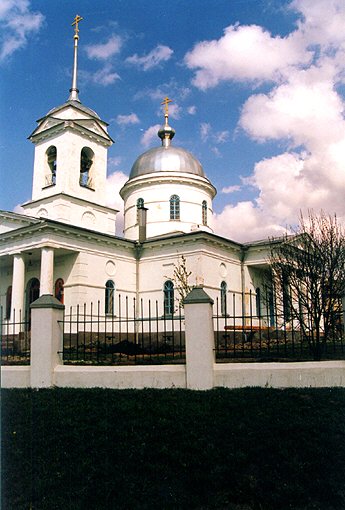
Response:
68,14,83,102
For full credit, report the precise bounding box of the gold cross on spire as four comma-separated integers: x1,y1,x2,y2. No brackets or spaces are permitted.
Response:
72,14,83,37
161,96,173,116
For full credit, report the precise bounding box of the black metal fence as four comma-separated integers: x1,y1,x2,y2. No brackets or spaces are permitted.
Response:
214,293,345,362
62,296,185,365
0,307,30,365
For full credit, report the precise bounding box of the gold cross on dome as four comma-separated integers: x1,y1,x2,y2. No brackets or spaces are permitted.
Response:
72,14,83,36
161,96,173,116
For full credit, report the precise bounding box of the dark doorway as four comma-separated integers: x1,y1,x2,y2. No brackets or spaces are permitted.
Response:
25,278,40,330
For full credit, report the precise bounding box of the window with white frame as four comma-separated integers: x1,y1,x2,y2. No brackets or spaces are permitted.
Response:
170,195,180,220
105,280,115,315
164,280,174,315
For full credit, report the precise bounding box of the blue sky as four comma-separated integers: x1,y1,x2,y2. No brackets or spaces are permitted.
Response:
1,0,345,241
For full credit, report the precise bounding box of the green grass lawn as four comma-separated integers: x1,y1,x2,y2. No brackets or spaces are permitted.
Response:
2,387,345,510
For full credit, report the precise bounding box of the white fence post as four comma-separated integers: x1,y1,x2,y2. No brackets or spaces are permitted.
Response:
30,294,64,388
184,287,215,390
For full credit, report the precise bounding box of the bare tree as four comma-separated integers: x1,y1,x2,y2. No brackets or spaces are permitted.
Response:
268,211,345,360
170,255,192,307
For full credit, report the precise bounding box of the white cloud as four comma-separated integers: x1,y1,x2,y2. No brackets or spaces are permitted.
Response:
108,156,122,169
214,130,229,144
200,122,211,142
239,77,344,146
106,170,128,236
134,82,190,107
116,113,140,125
85,35,122,60
187,105,196,115
184,0,345,241
221,185,241,194
211,147,221,158
200,123,229,146
166,103,181,120
141,124,160,147
126,44,173,70
13,203,26,214
214,201,286,243
0,0,44,61
80,65,120,86
290,0,345,47
184,23,311,90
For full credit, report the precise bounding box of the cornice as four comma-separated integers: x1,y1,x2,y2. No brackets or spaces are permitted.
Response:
22,192,119,214
120,172,217,199
0,219,135,251
139,230,243,253
0,210,39,225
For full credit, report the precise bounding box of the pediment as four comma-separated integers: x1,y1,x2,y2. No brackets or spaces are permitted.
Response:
31,117,63,137
0,211,39,234
74,119,111,139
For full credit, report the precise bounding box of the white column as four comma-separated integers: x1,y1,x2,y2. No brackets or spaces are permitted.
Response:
40,247,54,296
184,287,215,390
11,253,25,320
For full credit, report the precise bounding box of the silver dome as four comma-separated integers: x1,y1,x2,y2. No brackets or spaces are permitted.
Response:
129,145,205,179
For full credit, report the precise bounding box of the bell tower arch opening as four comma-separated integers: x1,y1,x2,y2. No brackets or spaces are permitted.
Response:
46,146,57,186
80,147,94,188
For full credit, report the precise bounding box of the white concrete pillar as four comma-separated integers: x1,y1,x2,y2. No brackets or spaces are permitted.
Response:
11,253,25,320
40,247,54,296
184,287,215,390
30,295,64,388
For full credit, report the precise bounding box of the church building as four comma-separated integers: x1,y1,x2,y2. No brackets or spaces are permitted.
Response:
0,19,272,326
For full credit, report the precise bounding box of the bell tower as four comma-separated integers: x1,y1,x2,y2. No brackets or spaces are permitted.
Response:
22,15,117,235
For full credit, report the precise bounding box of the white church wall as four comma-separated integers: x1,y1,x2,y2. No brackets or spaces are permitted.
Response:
123,177,214,240
136,237,246,317
61,245,137,313
23,196,117,235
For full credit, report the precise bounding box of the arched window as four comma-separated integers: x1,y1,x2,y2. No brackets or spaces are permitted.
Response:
137,198,144,222
164,280,174,315
170,195,180,220
202,200,207,226
6,286,12,319
105,280,115,315
46,146,57,186
55,278,64,304
220,281,227,316
256,287,261,318
80,147,94,188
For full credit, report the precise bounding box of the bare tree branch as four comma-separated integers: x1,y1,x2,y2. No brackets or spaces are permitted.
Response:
268,211,345,360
